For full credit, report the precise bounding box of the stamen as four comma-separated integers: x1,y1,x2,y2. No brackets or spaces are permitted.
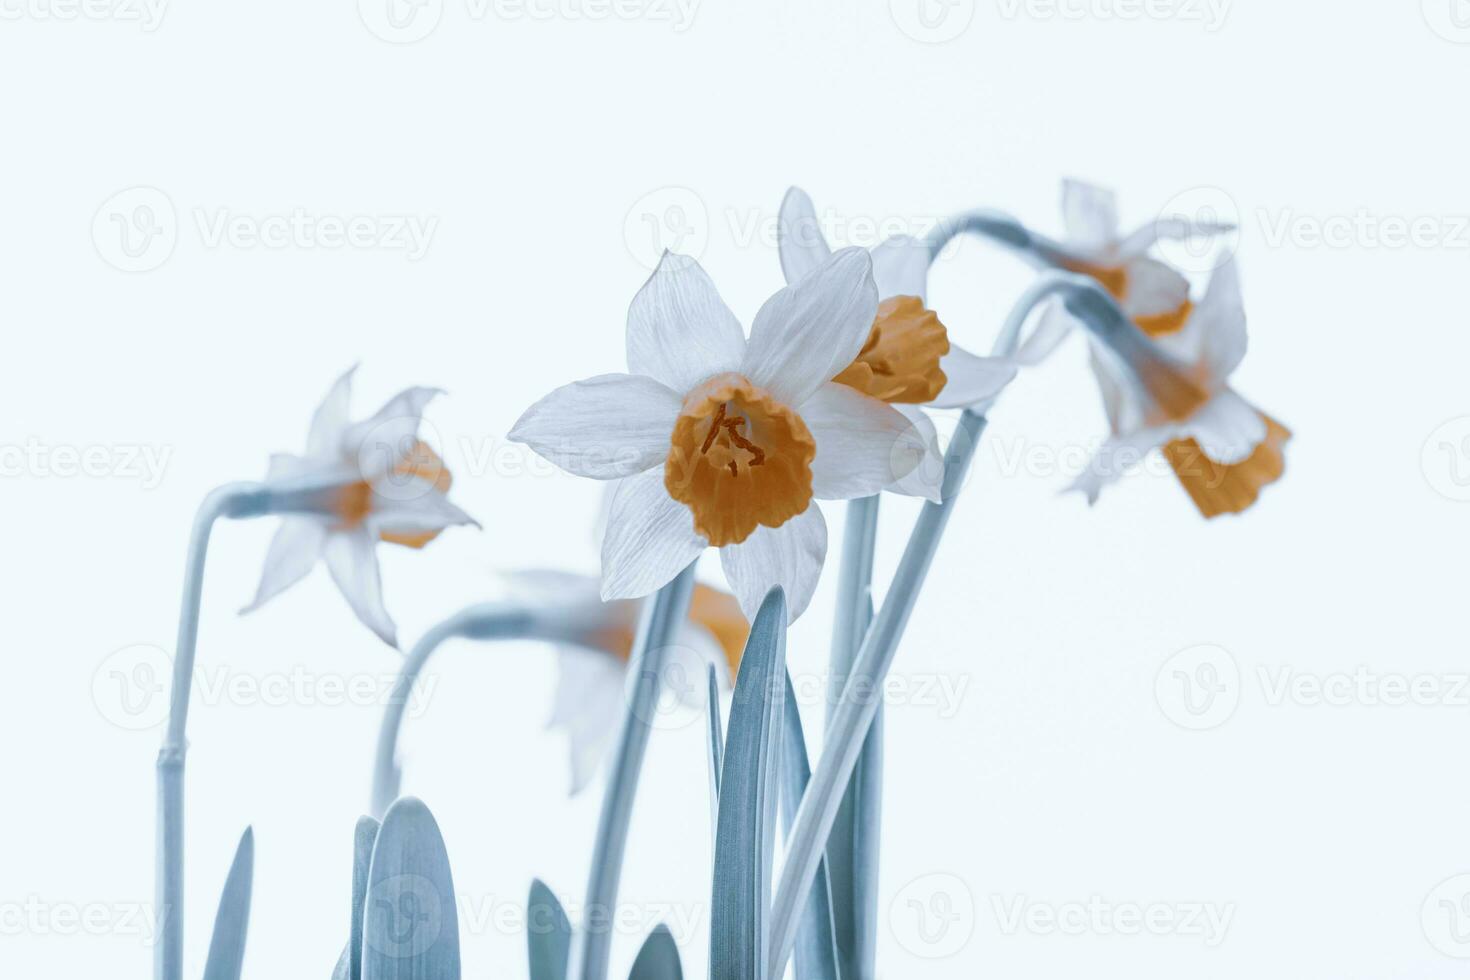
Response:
701,403,727,455
723,417,765,467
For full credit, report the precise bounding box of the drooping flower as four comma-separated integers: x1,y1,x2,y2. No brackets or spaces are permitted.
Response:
1066,259,1290,516
242,367,479,646
510,249,925,621
1019,180,1288,516
511,571,749,793
1041,178,1236,338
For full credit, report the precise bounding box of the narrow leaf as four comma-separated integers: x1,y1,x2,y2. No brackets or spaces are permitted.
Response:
352,816,381,980
527,878,572,980
201,827,254,980
705,662,724,846
362,797,461,980
710,587,788,980
628,924,683,979
778,675,840,980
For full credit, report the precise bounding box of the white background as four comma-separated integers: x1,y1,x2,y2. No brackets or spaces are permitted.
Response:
3,0,1469,976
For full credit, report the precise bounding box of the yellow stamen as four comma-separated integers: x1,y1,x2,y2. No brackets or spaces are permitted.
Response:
665,374,814,547
1163,414,1291,518
833,296,950,404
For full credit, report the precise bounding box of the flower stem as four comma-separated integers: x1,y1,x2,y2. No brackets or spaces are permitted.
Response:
156,482,270,980
766,273,1107,977
825,495,880,980
576,564,697,980
370,603,599,818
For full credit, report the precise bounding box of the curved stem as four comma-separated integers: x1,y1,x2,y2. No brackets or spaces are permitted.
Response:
156,482,270,980
766,274,1113,978
369,603,601,818
576,563,697,980
923,208,1068,268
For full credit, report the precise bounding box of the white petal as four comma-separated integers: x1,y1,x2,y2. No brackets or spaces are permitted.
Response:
1185,389,1266,465
719,505,827,623
371,486,480,536
625,252,746,392
1068,425,1175,504
887,405,944,503
777,186,833,285
801,382,919,499
1061,179,1120,251
510,373,680,479
323,527,397,647
1121,256,1191,319
1194,259,1248,380
240,517,327,613
869,235,930,302
741,247,878,406
549,645,626,795
343,386,442,479
928,346,1018,409
1087,342,1144,435
1014,302,1077,366
306,365,357,457
600,470,707,602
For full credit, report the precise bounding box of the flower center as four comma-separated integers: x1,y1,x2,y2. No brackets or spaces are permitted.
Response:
833,296,951,404
332,441,453,550
665,373,815,548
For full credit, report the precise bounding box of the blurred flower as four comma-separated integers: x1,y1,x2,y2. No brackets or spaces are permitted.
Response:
777,187,1018,501
513,571,749,794
242,367,478,646
511,249,924,621
1068,260,1291,516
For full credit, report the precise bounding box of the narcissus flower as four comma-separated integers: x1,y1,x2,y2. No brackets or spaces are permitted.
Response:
242,367,479,646
513,571,749,793
1041,178,1235,338
510,249,925,621
778,188,1018,495
1067,260,1290,516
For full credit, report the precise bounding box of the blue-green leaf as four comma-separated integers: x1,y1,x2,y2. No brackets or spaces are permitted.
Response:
628,924,682,979
710,587,788,980
362,797,460,980
201,827,253,980
778,674,840,980
527,878,571,980
351,816,381,980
